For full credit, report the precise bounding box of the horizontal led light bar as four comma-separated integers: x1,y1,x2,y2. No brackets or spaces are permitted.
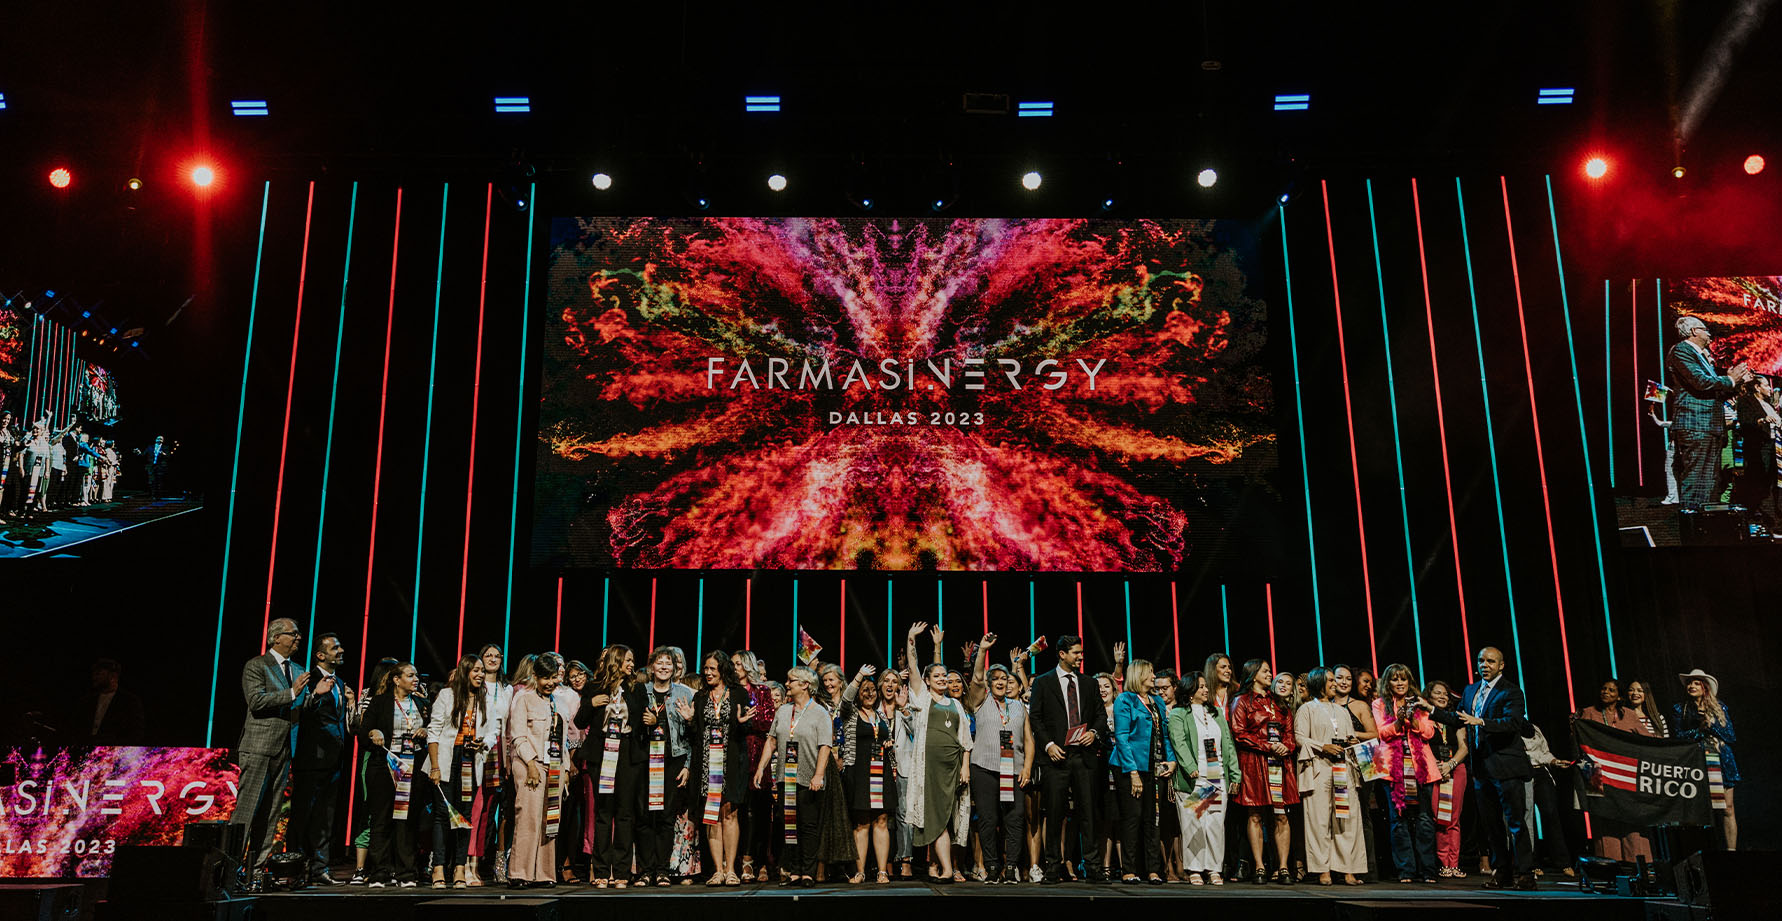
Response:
0,92,8,111
1017,100,1055,117
1537,87,1575,105
493,96,531,113
745,95,781,112
231,99,269,116
1274,93,1310,111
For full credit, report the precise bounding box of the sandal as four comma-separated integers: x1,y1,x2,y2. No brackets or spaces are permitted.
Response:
876,870,890,884
1188,872,1204,886
453,880,468,889
1208,871,1224,886
847,872,865,884
594,878,609,889
707,871,726,887
724,873,741,886
741,858,755,880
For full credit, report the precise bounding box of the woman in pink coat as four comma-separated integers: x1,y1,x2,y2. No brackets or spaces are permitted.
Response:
1371,664,1441,883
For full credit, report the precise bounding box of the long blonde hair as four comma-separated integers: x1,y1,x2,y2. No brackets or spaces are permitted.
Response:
590,644,633,695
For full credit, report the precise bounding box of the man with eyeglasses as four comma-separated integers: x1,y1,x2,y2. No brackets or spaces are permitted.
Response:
231,617,316,890
1666,315,1750,510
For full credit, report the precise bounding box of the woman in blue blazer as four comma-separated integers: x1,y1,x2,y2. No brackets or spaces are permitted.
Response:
1112,659,1176,883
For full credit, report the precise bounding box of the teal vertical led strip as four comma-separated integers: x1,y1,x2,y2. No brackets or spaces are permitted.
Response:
1280,203,1325,663
936,579,944,632
410,182,449,661
696,577,705,658
1605,280,1614,488
503,182,538,655
1456,178,1524,679
1028,581,1036,646
307,183,359,644
601,576,610,646
1546,176,1618,676
1122,581,1133,652
1366,180,1426,679
208,181,272,747
886,580,894,666
1219,584,1230,653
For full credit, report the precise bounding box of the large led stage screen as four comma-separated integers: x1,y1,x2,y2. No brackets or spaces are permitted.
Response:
534,217,1275,571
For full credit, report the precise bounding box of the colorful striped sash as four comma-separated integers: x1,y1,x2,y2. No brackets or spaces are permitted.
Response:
486,735,503,789
1435,778,1455,823
598,730,622,794
703,724,725,824
1266,721,1286,814
1332,759,1351,818
1706,748,1726,811
782,740,800,844
457,707,477,805
1400,735,1419,798
999,728,1016,803
392,735,415,821
545,712,564,837
648,725,668,811
867,714,885,810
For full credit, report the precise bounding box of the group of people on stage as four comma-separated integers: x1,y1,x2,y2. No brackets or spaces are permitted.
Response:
227,617,1743,894
0,411,156,519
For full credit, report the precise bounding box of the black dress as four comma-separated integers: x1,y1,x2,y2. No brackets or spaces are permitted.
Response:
692,688,750,806
845,709,899,816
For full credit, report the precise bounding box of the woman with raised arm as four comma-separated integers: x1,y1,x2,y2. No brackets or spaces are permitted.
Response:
1295,668,1362,886
1231,659,1298,885
1372,664,1439,883
1169,670,1239,885
840,662,897,883
1424,680,1470,878
882,668,917,879
903,621,973,882
1112,658,1176,884
577,644,637,888
428,655,497,888
506,653,570,889
754,665,832,886
965,634,1034,885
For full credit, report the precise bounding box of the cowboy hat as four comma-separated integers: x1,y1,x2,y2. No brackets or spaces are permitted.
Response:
1677,668,1719,697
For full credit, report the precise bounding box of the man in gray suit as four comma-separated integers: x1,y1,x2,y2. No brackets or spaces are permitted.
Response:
1666,315,1751,509
231,617,319,887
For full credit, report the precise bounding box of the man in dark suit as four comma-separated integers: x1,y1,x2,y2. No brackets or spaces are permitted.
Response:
1666,315,1750,509
1026,635,1106,883
1441,646,1536,890
232,617,315,889
289,633,356,885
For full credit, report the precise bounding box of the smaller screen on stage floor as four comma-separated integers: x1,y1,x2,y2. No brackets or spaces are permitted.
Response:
534,217,1276,572
1616,275,1782,547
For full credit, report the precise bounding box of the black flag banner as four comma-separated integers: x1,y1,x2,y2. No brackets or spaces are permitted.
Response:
1573,719,1711,827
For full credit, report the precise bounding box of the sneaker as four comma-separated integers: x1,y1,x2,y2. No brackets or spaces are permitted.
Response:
349,870,369,886
367,881,386,889
1029,865,1044,884
400,880,417,888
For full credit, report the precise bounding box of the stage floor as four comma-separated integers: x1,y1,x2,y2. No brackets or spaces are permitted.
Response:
225,877,1655,921
0,491,201,558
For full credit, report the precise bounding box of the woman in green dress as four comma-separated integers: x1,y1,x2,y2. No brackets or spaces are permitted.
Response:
903,621,973,883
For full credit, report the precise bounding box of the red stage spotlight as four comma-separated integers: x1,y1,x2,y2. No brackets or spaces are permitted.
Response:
190,165,217,187
1746,154,1766,175
48,167,72,189
1583,157,1610,180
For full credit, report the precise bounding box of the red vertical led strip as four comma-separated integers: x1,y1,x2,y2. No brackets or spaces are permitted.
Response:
1075,581,1084,669
456,184,494,660
555,576,564,650
839,580,848,671
647,576,658,651
1266,583,1277,667
262,181,316,642
1321,179,1380,674
1632,281,1642,485
1501,177,1578,710
1412,180,1473,671
981,580,989,635
744,577,753,650
1169,583,1181,673
348,187,403,848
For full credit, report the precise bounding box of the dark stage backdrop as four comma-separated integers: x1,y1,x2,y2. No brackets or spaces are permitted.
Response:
534,217,1275,573
27,171,1761,838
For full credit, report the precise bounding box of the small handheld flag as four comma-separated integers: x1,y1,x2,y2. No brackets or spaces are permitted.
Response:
1027,636,1049,658
797,627,823,665
1644,380,1670,403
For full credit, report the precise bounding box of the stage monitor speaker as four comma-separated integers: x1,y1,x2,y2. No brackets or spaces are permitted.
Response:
106,844,235,903
182,820,244,858
0,883,83,921
1674,850,1767,915
1679,507,1747,545
414,898,560,920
